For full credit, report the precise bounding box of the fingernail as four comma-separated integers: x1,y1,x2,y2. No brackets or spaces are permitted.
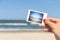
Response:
43,19,46,22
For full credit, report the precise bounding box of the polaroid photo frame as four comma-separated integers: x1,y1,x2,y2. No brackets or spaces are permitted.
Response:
26,10,47,25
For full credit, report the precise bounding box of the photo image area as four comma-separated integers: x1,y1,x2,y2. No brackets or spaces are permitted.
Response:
28,11,43,23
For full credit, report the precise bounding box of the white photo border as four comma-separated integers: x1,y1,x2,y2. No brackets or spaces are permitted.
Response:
26,9,47,25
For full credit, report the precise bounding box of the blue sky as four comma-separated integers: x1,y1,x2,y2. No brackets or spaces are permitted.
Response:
0,0,60,20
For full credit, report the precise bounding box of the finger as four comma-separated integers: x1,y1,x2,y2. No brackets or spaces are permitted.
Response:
38,23,45,28
44,19,55,29
48,18,59,23
43,28,49,32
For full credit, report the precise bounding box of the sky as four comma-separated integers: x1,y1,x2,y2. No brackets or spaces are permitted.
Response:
0,0,60,20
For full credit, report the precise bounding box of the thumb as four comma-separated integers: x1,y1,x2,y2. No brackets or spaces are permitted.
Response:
44,19,55,29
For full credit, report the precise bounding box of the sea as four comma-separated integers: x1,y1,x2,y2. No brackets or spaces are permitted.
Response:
0,20,43,31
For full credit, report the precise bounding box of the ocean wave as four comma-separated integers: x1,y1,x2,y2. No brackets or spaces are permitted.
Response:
0,23,28,26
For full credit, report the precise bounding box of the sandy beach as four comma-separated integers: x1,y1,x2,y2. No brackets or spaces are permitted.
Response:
0,32,56,40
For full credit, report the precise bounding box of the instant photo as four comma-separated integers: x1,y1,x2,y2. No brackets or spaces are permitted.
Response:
27,10,47,25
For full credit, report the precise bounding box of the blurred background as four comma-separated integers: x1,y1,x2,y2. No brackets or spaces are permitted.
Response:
0,0,60,31
0,0,60,20
0,0,58,40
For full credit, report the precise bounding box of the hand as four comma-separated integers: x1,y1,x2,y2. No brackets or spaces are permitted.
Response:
38,18,60,40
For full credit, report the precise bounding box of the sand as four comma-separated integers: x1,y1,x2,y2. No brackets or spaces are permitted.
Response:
0,32,56,40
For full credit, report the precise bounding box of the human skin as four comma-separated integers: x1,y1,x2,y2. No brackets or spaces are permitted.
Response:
38,18,60,40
